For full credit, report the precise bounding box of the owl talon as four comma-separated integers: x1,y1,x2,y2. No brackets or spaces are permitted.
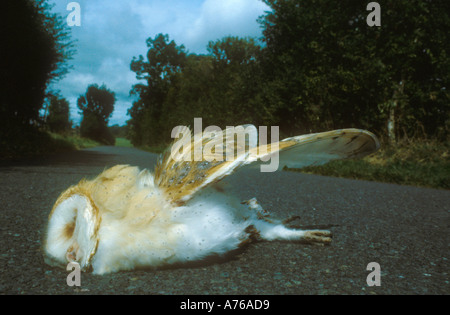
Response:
302,230,332,245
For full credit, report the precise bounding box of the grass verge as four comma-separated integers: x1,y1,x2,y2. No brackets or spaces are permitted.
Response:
285,140,450,190
114,137,133,147
1,129,100,160
130,139,450,190
50,133,100,150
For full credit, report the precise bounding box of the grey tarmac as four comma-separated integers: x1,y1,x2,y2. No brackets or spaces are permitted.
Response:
0,146,448,294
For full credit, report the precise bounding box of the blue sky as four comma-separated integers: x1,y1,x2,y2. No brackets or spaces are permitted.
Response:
48,0,270,126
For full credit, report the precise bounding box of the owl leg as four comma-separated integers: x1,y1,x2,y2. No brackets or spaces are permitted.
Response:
242,198,332,245
254,223,332,245
241,198,273,222
242,198,299,224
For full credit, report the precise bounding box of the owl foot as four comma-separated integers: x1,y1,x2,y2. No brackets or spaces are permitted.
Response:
301,230,332,245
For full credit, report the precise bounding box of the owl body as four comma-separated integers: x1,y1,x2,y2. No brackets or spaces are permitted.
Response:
45,165,307,274
44,128,380,274
90,166,251,274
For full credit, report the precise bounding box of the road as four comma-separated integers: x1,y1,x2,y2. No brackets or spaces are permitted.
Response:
0,146,448,295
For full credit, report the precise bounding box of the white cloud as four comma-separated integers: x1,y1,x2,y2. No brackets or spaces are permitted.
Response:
184,0,269,53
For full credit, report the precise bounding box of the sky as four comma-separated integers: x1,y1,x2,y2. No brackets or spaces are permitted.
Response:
48,0,270,126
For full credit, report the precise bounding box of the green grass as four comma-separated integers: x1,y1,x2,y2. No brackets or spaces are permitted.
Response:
114,137,133,147
50,133,100,150
286,140,450,190
0,129,101,160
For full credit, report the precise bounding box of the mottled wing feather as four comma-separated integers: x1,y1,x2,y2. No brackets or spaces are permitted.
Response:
154,127,380,205
154,125,258,204
248,128,380,170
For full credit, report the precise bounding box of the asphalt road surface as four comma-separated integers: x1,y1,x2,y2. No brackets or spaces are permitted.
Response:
0,146,448,295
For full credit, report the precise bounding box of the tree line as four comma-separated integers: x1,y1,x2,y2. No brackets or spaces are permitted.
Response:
2,0,448,158
1,0,118,157
43,83,116,146
128,0,449,147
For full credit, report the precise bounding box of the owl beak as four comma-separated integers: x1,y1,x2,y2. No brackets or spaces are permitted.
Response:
66,244,81,263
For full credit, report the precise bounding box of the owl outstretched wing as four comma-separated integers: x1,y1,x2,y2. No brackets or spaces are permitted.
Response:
154,125,258,205
154,126,380,205
248,128,380,169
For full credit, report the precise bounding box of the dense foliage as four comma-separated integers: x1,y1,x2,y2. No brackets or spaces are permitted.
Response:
46,95,72,133
127,0,449,147
78,84,116,145
1,0,74,157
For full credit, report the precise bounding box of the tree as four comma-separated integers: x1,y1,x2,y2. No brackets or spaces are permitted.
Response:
2,0,74,129
78,84,116,145
1,0,75,157
205,36,263,127
46,95,72,133
127,35,265,147
259,0,449,141
258,0,381,135
127,1,448,147
128,34,187,146
109,124,129,139
127,35,267,146
366,0,450,142
207,36,260,67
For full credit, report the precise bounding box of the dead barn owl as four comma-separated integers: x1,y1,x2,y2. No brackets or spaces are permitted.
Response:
44,127,379,274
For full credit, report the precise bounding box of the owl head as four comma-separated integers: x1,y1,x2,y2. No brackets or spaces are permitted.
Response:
44,186,101,271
